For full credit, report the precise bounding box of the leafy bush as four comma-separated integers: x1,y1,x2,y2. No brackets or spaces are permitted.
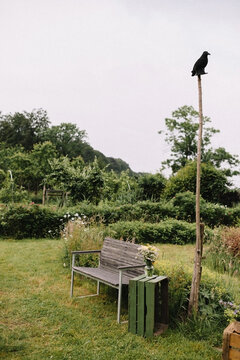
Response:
0,185,30,204
0,204,65,239
106,219,211,245
137,173,166,201
172,191,240,227
164,161,231,204
204,227,240,276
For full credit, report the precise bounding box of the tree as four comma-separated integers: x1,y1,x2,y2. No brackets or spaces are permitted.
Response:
42,123,87,158
0,109,49,150
160,105,239,176
163,161,231,204
29,141,58,193
7,149,32,188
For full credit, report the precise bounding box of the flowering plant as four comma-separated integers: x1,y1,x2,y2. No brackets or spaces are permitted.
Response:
219,300,240,322
138,244,159,263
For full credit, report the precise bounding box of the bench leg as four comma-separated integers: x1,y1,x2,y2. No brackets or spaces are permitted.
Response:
117,271,123,323
97,281,100,295
70,269,75,297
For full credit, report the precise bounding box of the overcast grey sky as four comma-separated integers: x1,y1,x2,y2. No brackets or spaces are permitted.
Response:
1,0,240,185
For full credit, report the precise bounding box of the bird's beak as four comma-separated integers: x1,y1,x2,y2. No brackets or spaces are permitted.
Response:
208,52,211,55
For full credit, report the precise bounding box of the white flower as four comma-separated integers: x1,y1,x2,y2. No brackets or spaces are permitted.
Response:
138,244,159,262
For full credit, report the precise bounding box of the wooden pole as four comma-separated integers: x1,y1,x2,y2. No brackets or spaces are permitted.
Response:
188,75,204,316
42,183,46,205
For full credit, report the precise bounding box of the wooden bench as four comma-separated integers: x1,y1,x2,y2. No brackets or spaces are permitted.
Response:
70,237,145,323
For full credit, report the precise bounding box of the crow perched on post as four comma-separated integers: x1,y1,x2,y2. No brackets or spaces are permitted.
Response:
191,51,210,76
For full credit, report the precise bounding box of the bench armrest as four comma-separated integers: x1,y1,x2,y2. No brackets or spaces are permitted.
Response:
72,250,101,254
71,250,101,267
118,264,145,270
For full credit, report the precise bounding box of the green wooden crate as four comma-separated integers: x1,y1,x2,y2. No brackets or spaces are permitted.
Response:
128,275,169,337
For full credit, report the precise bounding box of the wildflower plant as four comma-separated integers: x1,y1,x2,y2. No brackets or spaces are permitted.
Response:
219,300,240,323
61,213,104,268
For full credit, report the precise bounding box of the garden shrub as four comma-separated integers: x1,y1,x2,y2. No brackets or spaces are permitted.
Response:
0,186,30,204
106,219,212,245
204,227,240,276
137,173,166,201
172,191,240,227
163,161,231,204
0,204,64,239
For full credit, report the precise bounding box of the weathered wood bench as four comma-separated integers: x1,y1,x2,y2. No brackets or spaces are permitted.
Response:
70,237,145,323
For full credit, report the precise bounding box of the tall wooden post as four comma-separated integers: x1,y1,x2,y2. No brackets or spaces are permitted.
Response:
42,183,46,205
188,75,204,316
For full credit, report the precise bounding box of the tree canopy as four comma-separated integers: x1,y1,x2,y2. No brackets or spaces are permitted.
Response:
160,105,239,177
0,109,49,150
0,109,132,174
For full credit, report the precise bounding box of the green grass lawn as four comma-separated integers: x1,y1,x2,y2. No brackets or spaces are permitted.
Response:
0,239,228,360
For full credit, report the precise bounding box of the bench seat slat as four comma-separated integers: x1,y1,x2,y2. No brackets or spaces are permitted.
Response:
72,266,130,285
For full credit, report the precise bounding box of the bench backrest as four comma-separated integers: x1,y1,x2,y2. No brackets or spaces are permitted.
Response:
100,237,144,278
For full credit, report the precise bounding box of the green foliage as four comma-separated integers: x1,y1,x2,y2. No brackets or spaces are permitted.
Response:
155,261,231,344
65,200,177,225
164,161,231,204
0,172,30,204
62,217,104,267
0,186,29,204
137,173,166,201
160,105,218,173
0,205,65,239
46,156,77,191
204,227,240,276
42,122,87,158
65,197,240,228
171,192,240,227
0,109,49,150
68,158,104,204
107,220,203,245
160,105,239,176
0,169,6,187
29,141,57,188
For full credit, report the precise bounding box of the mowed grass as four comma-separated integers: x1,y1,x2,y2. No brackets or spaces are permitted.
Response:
0,239,223,360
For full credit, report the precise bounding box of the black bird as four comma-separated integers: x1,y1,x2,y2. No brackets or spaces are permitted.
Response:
191,51,210,76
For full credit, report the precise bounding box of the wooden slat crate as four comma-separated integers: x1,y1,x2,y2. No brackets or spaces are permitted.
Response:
222,321,240,360
128,275,169,338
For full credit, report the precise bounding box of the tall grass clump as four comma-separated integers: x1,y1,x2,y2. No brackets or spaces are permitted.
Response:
62,215,105,267
204,227,240,276
155,260,231,345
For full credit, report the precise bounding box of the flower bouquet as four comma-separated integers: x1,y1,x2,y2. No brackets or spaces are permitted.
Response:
138,244,159,277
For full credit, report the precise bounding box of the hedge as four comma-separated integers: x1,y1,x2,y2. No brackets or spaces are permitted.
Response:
106,219,213,245
65,201,177,225
0,196,238,239
172,192,240,227
0,204,65,239
65,196,240,228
